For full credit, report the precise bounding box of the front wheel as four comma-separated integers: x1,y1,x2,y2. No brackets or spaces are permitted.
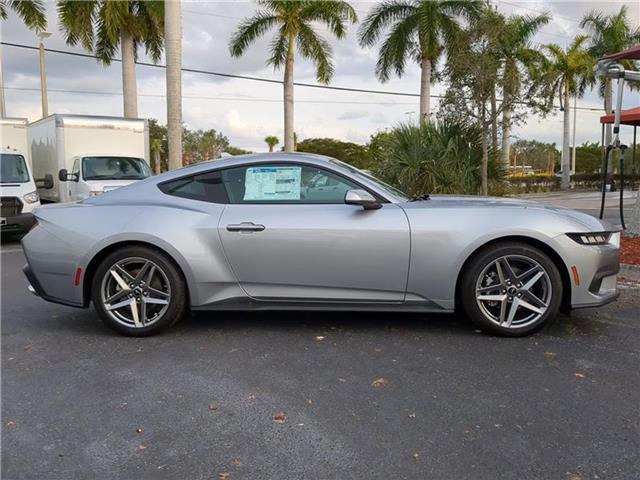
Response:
460,242,563,337
92,246,187,336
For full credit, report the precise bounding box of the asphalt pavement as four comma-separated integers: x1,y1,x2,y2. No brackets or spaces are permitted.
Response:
2,193,640,479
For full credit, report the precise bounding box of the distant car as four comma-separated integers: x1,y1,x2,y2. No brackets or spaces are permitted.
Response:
22,153,619,337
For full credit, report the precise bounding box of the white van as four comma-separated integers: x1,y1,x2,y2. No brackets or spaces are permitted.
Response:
29,114,150,203
0,149,45,234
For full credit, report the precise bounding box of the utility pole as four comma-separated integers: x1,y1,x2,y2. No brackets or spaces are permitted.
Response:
165,0,182,170
38,31,51,118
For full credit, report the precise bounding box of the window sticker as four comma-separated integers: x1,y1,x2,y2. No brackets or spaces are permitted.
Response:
244,166,302,201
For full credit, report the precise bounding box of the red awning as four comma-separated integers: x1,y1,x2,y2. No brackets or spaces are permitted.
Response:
602,44,640,61
600,106,640,126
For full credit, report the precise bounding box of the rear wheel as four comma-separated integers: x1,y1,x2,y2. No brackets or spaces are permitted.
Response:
460,242,563,336
92,246,187,336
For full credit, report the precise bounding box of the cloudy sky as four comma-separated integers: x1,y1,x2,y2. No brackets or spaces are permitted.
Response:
1,0,639,152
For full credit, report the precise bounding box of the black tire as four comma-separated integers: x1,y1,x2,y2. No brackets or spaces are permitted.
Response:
459,242,563,337
91,246,187,336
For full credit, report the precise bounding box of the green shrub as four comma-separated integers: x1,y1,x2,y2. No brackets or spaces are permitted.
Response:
372,121,505,196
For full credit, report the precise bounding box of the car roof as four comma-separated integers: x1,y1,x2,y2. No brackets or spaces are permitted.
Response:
153,152,344,181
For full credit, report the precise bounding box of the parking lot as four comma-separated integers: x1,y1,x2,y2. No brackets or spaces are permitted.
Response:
2,224,639,479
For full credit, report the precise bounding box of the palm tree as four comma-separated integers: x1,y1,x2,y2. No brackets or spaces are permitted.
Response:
541,36,594,190
230,0,357,152
498,13,550,166
165,0,182,171
580,6,640,147
358,0,482,122
57,1,164,118
265,135,279,152
0,0,47,116
150,138,163,175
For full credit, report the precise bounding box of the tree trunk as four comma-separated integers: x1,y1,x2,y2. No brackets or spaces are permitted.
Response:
419,57,431,122
571,95,577,174
561,80,571,190
268,144,274,152
501,90,512,167
0,48,5,116
153,150,161,175
481,105,488,196
490,89,498,150
283,34,295,152
165,0,182,171
121,31,138,118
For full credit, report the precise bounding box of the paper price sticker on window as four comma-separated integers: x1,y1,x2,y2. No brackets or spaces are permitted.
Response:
244,166,302,201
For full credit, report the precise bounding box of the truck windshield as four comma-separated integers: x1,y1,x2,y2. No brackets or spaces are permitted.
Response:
82,156,151,180
0,153,30,183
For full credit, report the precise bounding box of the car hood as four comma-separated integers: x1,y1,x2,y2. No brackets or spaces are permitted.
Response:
85,179,144,193
401,195,613,231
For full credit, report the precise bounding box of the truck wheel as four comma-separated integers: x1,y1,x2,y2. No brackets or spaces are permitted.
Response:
91,246,187,336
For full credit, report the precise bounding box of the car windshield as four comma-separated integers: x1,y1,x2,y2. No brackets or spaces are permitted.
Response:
82,156,151,181
0,153,30,183
328,159,410,201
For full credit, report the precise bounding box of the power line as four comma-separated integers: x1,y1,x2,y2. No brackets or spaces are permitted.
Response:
2,86,421,105
0,41,607,112
0,41,425,98
493,0,582,24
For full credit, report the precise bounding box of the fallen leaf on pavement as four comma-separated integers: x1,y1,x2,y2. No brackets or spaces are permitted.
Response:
408,413,416,418
371,378,388,388
543,352,557,357
219,473,230,480
315,336,325,341
574,373,586,379
273,413,286,423
6,421,16,428
413,453,420,459
339,378,347,383
208,403,218,411
138,443,147,450
306,399,313,405
231,459,242,468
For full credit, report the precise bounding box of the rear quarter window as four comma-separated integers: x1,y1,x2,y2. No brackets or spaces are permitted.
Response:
158,171,229,204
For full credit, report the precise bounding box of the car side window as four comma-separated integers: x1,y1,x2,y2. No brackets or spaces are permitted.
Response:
158,171,229,204
221,164,359,204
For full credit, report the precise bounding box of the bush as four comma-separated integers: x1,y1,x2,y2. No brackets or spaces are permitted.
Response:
372,121,505,196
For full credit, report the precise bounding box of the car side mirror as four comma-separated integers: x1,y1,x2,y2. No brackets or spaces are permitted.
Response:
345,189,381,210
59,169,78,182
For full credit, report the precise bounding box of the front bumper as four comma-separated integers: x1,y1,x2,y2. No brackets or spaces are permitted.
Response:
0,213,35,234
556,235,620,310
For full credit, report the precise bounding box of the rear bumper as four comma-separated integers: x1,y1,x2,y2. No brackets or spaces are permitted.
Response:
23,264,84,308
0,213,35,234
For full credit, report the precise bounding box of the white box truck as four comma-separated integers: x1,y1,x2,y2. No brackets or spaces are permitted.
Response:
29,114,150,203
1,118,47,234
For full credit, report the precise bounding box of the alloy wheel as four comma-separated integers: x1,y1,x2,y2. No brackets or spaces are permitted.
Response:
475,254,552,329
100,257,171,328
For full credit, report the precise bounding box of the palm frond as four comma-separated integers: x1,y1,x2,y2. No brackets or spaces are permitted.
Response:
357,0,416,47
301,0,357,39
6,0,47,31
296,23,334,84
57,0,96,51
375,13,419,82
229,10,280,57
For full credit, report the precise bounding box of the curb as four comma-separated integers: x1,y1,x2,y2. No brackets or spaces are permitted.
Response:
619,263,640,281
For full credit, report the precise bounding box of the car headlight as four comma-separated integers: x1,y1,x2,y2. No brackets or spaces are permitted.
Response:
566,231,615,246
89,190,103,197
23,191,39,204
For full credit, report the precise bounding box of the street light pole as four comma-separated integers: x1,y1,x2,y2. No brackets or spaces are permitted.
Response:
37,31,51,118
0,47,6,117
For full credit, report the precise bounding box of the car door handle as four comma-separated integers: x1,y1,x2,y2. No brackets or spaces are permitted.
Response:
226,222,266,232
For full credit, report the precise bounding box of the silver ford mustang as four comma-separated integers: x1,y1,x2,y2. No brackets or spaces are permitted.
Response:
22,153,619,337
